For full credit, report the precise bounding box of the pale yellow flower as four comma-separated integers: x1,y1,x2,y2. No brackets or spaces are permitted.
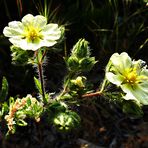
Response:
71,76,86,88
106,52,148,105
3,14,62,51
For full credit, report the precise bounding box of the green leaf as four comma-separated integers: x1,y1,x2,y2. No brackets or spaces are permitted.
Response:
48,101,67,113
9,96,15,105
26,98,31,106
68,111,81,127
34,77,42,94
0,77,8,102
17,119,28,126
80,57,97,72
122,100,144,118
10,45,34,65
53,111,81,131
60,93,73,100
1,102,9,117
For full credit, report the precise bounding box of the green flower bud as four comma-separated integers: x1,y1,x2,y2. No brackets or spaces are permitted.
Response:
67,56,79,71
80,57,97,71
71,76,86,88
72,39,90,59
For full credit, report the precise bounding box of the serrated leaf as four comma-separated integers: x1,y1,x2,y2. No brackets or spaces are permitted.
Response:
0,77,8,102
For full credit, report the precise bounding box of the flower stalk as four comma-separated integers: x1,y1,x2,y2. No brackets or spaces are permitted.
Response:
57,72,75,100
36,50,46,103
82,91,102,98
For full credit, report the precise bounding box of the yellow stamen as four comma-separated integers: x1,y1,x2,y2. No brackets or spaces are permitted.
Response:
124,68,138,84
25,27,43,42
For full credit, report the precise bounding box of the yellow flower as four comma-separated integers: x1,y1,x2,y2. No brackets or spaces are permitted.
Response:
106,52,148,105
71,76,86,88
3,14,62,51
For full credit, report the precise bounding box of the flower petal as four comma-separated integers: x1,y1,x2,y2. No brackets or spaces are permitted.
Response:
22,14,34,26
3,21,24,38
106,72,124,86
43,32,61,40
123,93,138,102
121,83,148,105
42,24,61,41
110,52,132,73
8,21,24,30
42,24,61,34
141,68,148,76
132,88,148,105
33,15,47,29
40,39,57,47
9,38,28,50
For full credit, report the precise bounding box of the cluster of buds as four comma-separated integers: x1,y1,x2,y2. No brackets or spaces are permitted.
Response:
66,39,97,72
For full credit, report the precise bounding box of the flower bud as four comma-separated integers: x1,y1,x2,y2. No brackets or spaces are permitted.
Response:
67,56,79,71
71,76,86,88
72,39,90,59
80,57,96,71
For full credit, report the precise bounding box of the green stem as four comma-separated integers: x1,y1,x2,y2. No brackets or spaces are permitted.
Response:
41,49,47,63
82,77,107,98
36,51,46,103
59,79,70,97
38,62,45,100
57,71,75,100
100,78,107,93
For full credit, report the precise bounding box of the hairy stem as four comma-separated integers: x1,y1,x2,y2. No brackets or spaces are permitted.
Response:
82,78,107,98
38,62,45,100
82,91,102,98
57,71,75,100
36,51,46,103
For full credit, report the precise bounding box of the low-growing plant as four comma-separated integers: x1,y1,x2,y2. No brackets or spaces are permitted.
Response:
0,12,148,139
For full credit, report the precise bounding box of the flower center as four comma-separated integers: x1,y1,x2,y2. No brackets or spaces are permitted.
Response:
25,27,43,42
28,29,38,40
124,68,138,84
